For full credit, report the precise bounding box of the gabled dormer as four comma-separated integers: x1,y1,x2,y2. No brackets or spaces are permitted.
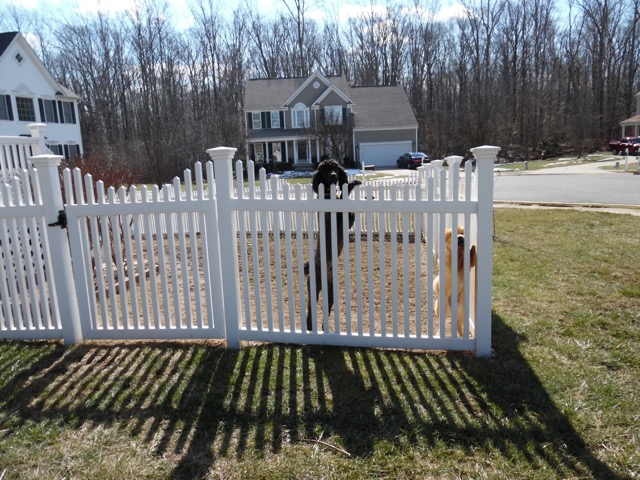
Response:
312,84,353,127
282,70,333,109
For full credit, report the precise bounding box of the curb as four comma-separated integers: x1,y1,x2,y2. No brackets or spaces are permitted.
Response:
494,201,640,216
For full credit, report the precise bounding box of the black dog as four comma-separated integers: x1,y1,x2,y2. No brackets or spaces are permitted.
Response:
304,159,361,331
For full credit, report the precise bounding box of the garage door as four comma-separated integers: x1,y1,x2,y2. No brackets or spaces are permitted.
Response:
360,141,412,168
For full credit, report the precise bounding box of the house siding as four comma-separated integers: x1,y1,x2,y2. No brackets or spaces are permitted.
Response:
0,32,83,156
355,128,416,145
287,80,329,109
317,90,346,107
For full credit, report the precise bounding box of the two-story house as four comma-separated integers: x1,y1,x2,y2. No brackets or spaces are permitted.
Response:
0,31,83,159
244,71,418,169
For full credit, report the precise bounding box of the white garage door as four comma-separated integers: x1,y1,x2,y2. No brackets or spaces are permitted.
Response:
360,141,412,168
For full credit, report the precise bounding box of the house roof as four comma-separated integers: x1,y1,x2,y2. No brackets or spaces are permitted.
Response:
349,86,418,129
245,77,307,110
621,115,640,126
244,74,417,129
0,31,18,58
245,74,353,111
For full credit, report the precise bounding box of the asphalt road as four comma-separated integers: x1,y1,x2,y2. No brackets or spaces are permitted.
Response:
493,160,640,206
377,159,640,207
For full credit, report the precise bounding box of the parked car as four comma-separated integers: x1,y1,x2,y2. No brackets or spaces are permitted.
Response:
396,152,430,169
608,136,640,155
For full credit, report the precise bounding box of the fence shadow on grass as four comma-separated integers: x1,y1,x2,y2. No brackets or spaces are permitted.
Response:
0,315,626,479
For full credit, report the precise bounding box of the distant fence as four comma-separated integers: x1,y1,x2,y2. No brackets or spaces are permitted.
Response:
0,123,49,184
0,144,500,356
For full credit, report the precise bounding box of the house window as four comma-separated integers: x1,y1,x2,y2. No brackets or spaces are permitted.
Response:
0,95,12,120
14,52,23,64
42,99,58,123
270,111,280,128
64,144,80,160
292,103,309,128
325,105,343,125
47,143,63,156
252,112,262,129
16,97,35,122
60,101,75,124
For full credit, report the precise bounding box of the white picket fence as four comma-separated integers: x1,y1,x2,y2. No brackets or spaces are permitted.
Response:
0,144,500,356
0,124,50,184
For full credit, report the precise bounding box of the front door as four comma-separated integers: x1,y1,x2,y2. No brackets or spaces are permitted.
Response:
272,143,282,162
297,140,309,163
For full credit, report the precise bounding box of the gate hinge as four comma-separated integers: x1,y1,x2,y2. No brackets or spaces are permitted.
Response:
48,210,67,229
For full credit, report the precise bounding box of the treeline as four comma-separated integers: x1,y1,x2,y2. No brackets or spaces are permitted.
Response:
2,0,639,183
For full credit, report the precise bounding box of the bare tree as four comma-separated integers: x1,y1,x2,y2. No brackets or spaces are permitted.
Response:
51,13,139,177
5,0,640,169
128,0,190,183
314,108,353,162
282,0,320,76
346,1,407,86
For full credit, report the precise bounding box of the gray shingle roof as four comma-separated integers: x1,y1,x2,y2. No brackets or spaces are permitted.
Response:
0,32,18,58
621,114,640,125
349,86,417,129
244,75,417,129
245,77,307,110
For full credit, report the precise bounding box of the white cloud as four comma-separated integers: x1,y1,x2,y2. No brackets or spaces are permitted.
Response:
291,1,468,25
434,2,468,21
338,3,388,20
3,0,468,30
4,0,39,9
257,0,276,12
75,0,135,15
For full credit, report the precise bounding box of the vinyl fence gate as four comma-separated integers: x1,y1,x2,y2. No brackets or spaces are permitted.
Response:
0,142,499,356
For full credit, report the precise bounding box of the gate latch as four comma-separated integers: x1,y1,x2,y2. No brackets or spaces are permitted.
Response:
48,210,67,229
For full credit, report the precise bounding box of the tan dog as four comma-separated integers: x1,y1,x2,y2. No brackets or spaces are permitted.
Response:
433,226,477,336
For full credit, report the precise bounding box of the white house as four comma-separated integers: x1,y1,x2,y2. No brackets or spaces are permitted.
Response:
0,31,83,159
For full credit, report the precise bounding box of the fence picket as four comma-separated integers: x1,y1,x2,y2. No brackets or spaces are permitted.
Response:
154,186,171,329
0,207,19,329
282,183,295,332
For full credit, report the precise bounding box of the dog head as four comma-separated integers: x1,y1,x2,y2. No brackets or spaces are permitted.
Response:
312,159,349,197
444,226,475,270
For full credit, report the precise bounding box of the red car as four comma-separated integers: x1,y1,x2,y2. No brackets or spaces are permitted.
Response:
396,152,430,169
609,136,640,155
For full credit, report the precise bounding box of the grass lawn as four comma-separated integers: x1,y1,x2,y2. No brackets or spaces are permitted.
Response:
497,152,618,171
1,208,639,479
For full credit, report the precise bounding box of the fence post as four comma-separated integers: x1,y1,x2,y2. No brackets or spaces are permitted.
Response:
29,154,83,344
470,145,500,357
27,123,48,155
206,146,241,349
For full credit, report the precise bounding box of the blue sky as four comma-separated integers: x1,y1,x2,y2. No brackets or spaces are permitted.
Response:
2,0,468,31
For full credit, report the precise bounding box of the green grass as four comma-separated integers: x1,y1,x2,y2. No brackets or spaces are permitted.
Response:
1,208,639,479
498,152,617,171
